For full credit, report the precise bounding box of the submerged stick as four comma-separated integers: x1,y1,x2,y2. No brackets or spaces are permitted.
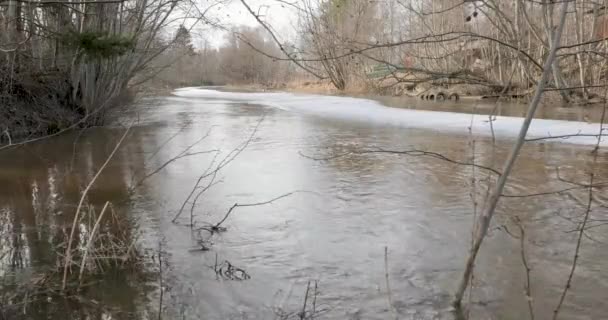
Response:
300,281,311,320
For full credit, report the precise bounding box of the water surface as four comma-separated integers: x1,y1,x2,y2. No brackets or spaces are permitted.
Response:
1,89,607,319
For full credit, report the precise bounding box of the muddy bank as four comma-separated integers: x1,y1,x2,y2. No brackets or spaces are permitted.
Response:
0,71,135,145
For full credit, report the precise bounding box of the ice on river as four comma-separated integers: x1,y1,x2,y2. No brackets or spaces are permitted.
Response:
173,87,606,146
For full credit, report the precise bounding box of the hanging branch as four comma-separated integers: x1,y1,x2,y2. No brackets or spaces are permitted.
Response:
453,1,570,308
239,0,327,79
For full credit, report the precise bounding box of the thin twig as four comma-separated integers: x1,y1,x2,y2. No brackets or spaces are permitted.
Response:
158,242,163,320
173,152,221,223
146,124,190,162
501,186,587,198
299,148,502,176
172,115,265,223
515,218,535,320
132,150,218,189
525,132,605,142
552,174,594,320
311,281,318,319
553,92,606,320
62,124,131,290
131,126,216,189
384,246,398,320
454,2,569,306
78,201,111,286
213,192,296,229
300,281,311,320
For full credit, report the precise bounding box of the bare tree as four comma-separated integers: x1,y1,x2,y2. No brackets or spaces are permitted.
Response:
453,0,570,308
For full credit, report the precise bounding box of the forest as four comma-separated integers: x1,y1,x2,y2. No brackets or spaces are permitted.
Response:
3,0,608,141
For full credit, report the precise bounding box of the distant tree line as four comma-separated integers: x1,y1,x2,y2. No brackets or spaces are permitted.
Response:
151,25,294,88
238,0,608,102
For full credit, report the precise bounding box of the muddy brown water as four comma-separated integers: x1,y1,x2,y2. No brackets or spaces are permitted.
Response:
0,91,607,319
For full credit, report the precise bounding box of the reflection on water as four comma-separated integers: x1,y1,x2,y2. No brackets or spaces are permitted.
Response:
0,92,607,320
0,128,156,319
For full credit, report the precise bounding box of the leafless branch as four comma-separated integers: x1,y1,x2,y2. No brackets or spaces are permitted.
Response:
172,115,265,223
515,218,535,320
454,2,569,307
525,132,606,142
300,148,502,176
553,84,606,320
211,191,296,230
130,126,216,190
62,123,132,290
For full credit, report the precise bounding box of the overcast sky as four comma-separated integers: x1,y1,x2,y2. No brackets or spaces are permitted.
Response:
191,0,298,48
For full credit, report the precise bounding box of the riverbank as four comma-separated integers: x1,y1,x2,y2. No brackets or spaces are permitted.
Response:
0,79,175,147
215,83,605,125
226,78,607,107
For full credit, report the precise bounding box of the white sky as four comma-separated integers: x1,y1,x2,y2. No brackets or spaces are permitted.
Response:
191,0,298,48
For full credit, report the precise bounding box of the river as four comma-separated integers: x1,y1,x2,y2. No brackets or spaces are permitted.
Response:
1,88,607,319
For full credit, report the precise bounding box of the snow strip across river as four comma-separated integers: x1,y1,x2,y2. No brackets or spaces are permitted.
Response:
172,87,606,146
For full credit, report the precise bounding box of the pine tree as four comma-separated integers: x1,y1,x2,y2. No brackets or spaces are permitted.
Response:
174,25,195,56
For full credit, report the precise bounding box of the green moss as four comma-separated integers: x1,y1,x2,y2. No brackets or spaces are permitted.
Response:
62,31,134,59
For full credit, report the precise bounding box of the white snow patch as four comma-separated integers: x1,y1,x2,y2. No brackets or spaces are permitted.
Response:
173,87,606,146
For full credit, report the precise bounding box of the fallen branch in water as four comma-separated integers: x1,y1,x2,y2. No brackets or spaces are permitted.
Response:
299,147,502,176
556,167,608,188
525,131,606,143
501,186,596,198
204,191,297,232
214,259,250,281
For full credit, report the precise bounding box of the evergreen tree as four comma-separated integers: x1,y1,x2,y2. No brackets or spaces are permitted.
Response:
174,25,195,56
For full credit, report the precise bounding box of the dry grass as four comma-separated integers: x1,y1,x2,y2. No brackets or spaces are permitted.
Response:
0,200,146,320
